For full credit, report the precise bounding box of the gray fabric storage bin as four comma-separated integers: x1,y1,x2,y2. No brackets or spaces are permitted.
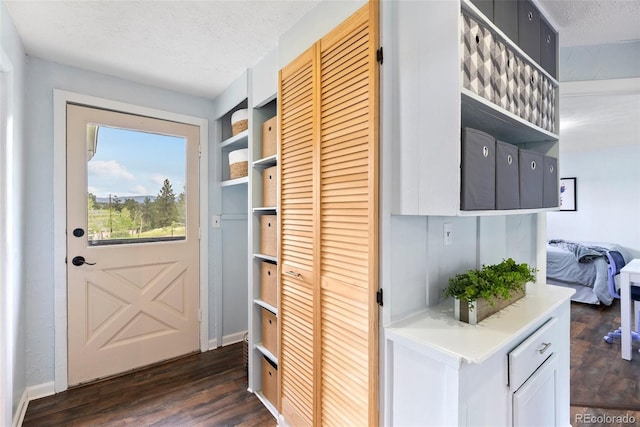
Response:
494,0,518,44
518,0,541,64
462,14,494,102
470,0,494,20
492,40,519,116
543,155,558,208
530,68,542,128
540,77,551,132
495,140,520,209
518,148,543,209
517,60,533,123
461,128,496,210
540,77,556,133
540,17,557,78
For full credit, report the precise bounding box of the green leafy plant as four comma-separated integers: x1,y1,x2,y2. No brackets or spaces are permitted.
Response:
443,258,536,310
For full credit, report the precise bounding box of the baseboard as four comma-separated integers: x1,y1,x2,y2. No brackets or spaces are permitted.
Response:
11,382,56,427
222,330,247,346
27,382,55,401
12,389,28,427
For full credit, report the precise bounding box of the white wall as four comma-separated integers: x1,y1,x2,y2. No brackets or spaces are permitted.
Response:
547,75,640,260
278,0,366,68
547,144,640,259
210,71,250,346
560,41,640,82
23,57,215,387
0,0,27,423
387,214,539,323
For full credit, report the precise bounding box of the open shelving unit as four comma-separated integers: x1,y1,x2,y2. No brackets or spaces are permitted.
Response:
247,94,279,417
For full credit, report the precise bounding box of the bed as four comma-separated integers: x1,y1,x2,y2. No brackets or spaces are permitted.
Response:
546,239,630,305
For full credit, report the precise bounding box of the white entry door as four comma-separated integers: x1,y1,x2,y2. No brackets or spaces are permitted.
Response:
66,104,200,386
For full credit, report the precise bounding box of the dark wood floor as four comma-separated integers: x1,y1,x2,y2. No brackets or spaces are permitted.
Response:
22,300,640,426
22,343,276,427
570,299,640,411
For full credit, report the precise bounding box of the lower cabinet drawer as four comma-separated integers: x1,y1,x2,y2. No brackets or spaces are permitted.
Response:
509,317,557,391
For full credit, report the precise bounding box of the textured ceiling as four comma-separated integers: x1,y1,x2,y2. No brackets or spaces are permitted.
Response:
4,0,639,99
5,0,640,154
537,0,640,46
4,0,321,98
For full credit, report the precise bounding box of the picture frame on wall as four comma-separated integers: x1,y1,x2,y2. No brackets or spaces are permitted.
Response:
559,177,577,211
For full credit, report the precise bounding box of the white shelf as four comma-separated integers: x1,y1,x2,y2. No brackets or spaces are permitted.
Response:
253,155,277,168
220,176,248,187
458,206,560,216
253,207,277,213
254,253,277,262
254,299,278,315
255,343,278,365
220,130,249,151
461,89,558,143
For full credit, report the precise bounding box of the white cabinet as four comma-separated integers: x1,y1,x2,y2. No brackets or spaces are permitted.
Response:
512,355,559,427
381,0,559,216
384,285,574,426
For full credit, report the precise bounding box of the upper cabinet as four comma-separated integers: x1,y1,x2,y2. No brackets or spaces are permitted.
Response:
383,0,559,216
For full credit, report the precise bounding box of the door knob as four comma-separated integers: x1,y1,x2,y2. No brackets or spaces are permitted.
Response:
72,256,95,266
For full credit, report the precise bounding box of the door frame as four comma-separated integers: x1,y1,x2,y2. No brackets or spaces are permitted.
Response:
53,89,209,392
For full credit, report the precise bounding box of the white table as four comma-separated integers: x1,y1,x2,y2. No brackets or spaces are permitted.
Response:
620,258,640,360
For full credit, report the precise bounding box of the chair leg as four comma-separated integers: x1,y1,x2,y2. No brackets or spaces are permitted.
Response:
604,301,640,353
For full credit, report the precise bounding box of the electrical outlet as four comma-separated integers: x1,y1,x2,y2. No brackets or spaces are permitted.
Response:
212,215,221,228
444,222,452,246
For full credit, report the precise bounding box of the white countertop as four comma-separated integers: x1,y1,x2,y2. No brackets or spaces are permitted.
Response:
385,284,575,365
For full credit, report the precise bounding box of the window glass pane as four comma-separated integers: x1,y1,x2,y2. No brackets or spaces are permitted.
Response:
87,125,186,245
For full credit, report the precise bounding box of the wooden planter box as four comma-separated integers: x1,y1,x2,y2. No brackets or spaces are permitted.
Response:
454,288,525,325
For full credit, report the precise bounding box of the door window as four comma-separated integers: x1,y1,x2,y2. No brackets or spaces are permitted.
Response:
86,125,186,245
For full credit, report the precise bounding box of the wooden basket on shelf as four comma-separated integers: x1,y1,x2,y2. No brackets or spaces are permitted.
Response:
231,109,248,136
242,332,248,371
228,149,248,179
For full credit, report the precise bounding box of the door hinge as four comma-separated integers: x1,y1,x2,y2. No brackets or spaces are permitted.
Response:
198,143,202,158
376,47,383,64
376,288,384,306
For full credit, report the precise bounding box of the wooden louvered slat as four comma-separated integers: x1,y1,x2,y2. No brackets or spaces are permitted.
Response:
321,278,370,425
277,3,377,426
279,43,317,427
321,24,368,67
317,2,378,426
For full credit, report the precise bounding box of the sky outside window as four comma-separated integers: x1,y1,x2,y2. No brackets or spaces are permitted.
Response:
88,126,186,199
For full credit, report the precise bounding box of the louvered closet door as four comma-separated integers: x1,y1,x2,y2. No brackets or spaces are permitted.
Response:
318,3,378,426
278,45,317,427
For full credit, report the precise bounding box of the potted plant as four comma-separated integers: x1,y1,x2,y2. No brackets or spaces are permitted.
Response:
443,258,537,324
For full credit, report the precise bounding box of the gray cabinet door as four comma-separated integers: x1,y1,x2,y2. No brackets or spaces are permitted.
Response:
518,148,543,209
496,140,520,209
461,128,496,210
